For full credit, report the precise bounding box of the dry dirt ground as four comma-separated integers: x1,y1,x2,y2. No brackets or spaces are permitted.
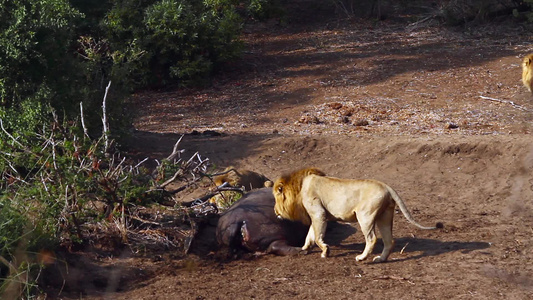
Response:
49,4,533,300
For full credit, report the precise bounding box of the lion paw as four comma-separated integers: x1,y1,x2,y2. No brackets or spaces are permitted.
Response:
355,254,367,262
320,246,330,258
372,256,386,263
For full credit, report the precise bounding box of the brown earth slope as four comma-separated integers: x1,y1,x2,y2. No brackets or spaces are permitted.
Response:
55,3,533,300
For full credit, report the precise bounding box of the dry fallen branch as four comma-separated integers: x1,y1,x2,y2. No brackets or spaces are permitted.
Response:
158,168,184,190
479,95,529,111
166,135,185,161
148,137,211,196
400,242,409,254
374,275,415,285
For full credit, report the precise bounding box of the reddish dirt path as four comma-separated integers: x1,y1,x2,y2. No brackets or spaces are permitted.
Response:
51,4,533,300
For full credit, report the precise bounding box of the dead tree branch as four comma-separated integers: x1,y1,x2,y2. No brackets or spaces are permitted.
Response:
166,135,185,161
0,118,24,148
102,81,111,152
479,95,530,111
80,102,90,139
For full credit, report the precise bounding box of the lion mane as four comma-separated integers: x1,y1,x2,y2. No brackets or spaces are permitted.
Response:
273,167,326,226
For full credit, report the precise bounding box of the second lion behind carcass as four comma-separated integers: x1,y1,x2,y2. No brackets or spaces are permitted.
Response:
273,167,442,263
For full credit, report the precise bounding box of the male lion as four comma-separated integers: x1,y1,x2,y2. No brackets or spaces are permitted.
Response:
273,167,441,263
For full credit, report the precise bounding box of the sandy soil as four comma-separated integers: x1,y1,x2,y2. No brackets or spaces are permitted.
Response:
45,3,533,299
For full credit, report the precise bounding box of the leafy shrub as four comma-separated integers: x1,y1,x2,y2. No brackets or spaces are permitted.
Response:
105,0,244,87
0,110,174,297
0,98,218,296
0,0,126,141
0,0,82,119
246,0,286,20
522,0,533,22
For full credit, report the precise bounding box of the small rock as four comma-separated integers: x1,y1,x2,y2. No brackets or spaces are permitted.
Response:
340,107,354,117
353,119,369,127
327,102,343,110
298,114,320,124
445,123,459,129
336,116,350,124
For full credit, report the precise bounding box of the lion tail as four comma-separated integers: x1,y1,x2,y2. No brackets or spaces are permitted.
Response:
386,185,442,230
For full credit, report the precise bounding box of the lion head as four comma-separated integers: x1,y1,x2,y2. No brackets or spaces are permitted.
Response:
273,167,326,225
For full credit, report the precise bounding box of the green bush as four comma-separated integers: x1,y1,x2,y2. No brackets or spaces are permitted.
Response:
246,0,285,20
0,0,82,122
0,111,158,297
0,0,281,138
104,0,243,87
524,0,533,22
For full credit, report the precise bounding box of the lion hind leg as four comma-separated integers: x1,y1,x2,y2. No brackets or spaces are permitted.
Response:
356,214,378,262
373,208,395,263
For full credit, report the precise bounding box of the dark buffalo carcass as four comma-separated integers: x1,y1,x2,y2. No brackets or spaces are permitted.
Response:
216,187,309,256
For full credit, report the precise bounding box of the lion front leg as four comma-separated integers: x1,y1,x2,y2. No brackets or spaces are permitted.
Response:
312,221,329,258
302,226,315,251
303,198,330,258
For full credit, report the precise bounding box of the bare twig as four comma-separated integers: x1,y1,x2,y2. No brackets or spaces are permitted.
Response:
102,81,112,152
158,169,184,189
134,157,149,169
374,275,414,284
107,156,126,178
129,215,164,226
79,102,90,139
479,95,529,111
1,156,18,174
0,118,24,148
182,187,245,207
50,136,58,171
166,136,185,161
400,242,409,254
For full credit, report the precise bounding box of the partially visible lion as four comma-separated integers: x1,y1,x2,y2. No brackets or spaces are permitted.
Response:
213,166,273,190
273,167,441,263
522,54,533,94
210,167,273,207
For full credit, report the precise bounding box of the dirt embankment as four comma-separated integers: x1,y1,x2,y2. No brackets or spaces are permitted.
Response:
47,2,533,298
65,132,533,300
